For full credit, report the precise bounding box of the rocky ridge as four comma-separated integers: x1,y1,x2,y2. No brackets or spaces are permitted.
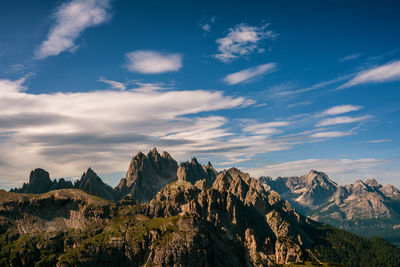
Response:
259,170,400,244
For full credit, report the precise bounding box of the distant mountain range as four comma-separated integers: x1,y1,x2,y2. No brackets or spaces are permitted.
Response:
2,149,400,266
259,170,400,246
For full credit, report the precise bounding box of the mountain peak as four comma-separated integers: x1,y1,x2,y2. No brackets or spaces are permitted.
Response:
116,149,178,202
190,157,199,164
162,151,172,159
365,178,381,188
26,168,53,194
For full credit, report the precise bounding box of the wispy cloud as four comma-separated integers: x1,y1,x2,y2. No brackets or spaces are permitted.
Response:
340,60,400,88
274,74,352,97
35,0,111,59
199,16,216,32
323,104,362,115
243,121,289,135
223,63,277,85
316,115,372,127
367,139,392,143
214,23,276,62
125,50,183,74
338,53,362,62
287,101,312,108
98,77,126,91
310,131,353,138
130,81,170,92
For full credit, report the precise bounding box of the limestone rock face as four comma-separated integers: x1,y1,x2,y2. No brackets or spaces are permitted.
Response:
115,148,178,202
177,158,216,187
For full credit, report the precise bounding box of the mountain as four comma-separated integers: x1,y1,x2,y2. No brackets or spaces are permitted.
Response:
10,148,178,202
10,168,73,194
115,148,178,202
74,168,116,201
10,167,114,201
2,163,400,266
260,170,400,246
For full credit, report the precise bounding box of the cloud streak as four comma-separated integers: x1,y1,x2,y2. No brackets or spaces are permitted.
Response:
223,63,277,85
316,115,371,127
35,0,111,59
310,131,353,138
323,105,362,115
338,53,362,62
340,60,400,88
98,77,126,91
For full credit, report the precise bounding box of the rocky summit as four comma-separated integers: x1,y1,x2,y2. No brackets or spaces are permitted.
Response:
115,148,178,202
2,149,400,266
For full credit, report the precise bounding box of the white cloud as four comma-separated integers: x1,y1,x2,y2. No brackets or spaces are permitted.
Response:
223,63,277,85
246,158,393,185
35,0,111,59
125,50,183,74
338,53,362,62
98,77,126,91
0,78,258,185
214,23,276,62
317,115,371,127
340,60,400,88
323,104,362,115
310,131,352,138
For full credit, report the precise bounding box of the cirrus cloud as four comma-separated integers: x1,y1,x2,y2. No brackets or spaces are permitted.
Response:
223,63,277,85
340,60,400,88
316,115,372,127
323,105,362,116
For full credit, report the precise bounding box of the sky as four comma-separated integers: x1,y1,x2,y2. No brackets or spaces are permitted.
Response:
1,0,400,189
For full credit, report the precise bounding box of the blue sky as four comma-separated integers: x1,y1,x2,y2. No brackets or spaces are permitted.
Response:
1,0,400,188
